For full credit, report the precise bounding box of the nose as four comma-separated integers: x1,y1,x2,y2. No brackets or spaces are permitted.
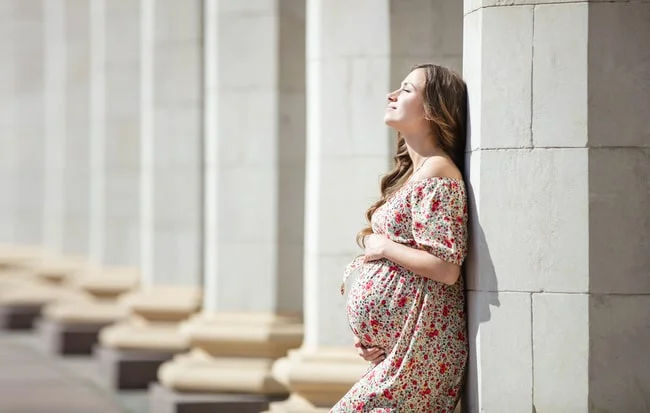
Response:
387,91,397,102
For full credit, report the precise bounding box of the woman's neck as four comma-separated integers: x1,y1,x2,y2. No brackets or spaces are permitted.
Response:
402,133,441,170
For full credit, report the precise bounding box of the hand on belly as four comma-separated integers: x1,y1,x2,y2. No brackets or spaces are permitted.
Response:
353,335,385,365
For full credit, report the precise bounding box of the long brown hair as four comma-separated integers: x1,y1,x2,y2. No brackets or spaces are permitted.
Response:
356,64,468,247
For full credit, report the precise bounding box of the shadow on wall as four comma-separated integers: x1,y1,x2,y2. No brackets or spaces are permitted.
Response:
460,102,500,413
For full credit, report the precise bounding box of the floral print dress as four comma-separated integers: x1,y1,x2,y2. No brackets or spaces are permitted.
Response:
332,177,469,413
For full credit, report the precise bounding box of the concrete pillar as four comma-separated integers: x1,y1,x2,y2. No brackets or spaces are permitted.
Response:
463,1,650,412
43,0,66,254
0,2,15,244
139,0,203,288
61,0,92,256
267,1,464,411
150,1,306,412
92,0,204,391
11,0,46,246
89,0,141,267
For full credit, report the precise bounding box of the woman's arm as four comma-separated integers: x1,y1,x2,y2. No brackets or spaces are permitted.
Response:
364,234,460,285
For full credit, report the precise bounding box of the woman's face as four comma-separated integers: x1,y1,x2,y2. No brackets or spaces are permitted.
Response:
384,68,428,134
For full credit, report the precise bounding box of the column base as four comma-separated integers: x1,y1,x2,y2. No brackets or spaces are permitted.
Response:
0,304,41,330
94,285,202,389
94,345,178,390
0,245,49,270
149,382,286,413
268,347,368,410
30,255,92,286
36,318,111,355
38,301,129,355
72,266,140,300
0,284,89,331
157,312,303,395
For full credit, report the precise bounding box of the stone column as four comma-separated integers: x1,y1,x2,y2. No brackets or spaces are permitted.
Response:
0,2,15,245
267,1,464,411
93,0,204,391
463,1,650,412
61,0,92,256
89,0,141,268
139,0,203,288
43,0,66,255
150,1,305,412
11,0,46,247
34,0,154,356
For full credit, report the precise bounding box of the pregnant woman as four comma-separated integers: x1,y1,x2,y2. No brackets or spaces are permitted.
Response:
332,64,469,413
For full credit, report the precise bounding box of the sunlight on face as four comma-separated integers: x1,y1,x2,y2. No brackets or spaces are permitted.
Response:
383,68,428,134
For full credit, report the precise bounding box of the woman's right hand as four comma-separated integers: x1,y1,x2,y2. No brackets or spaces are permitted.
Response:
354,335,385,364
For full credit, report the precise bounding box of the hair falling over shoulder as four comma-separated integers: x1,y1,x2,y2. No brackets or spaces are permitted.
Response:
356,135,412,247
356,64,468,248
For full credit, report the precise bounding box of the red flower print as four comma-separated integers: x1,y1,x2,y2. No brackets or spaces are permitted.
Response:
333,177,468,412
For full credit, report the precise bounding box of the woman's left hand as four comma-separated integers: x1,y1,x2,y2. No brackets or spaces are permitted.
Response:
363,234,390,263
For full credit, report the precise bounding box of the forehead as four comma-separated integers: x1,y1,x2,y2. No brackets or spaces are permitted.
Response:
403,68,426,87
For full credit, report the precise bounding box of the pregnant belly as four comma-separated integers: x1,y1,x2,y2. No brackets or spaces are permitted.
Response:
346,260,421,351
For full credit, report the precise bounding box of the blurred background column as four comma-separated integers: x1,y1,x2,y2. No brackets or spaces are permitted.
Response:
88,0,141,269
268,1,393,411
268,1,464,411
42,0,66,258
61,0,92,257
11,0,46,250
0,2,17,247
94,0,204,392
150,1,306,412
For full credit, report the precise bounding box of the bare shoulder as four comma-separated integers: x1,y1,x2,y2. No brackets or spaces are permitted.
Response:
420,155,463,180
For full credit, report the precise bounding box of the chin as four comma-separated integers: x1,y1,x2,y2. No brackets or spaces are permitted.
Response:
384,116,399,128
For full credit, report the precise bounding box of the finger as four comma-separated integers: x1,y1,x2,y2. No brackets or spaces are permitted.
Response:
370,354,386,364
361,349,382,360
360,347,381,355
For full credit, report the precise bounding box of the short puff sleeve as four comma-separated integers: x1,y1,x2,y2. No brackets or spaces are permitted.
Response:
410,178,468,266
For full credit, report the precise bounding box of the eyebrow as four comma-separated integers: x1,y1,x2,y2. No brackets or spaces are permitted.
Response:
402,82,416,89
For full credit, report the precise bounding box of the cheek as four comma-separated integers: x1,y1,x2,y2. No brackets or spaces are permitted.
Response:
401,98,425,121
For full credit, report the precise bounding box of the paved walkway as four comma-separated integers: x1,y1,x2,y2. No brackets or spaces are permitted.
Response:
0,331,148,413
